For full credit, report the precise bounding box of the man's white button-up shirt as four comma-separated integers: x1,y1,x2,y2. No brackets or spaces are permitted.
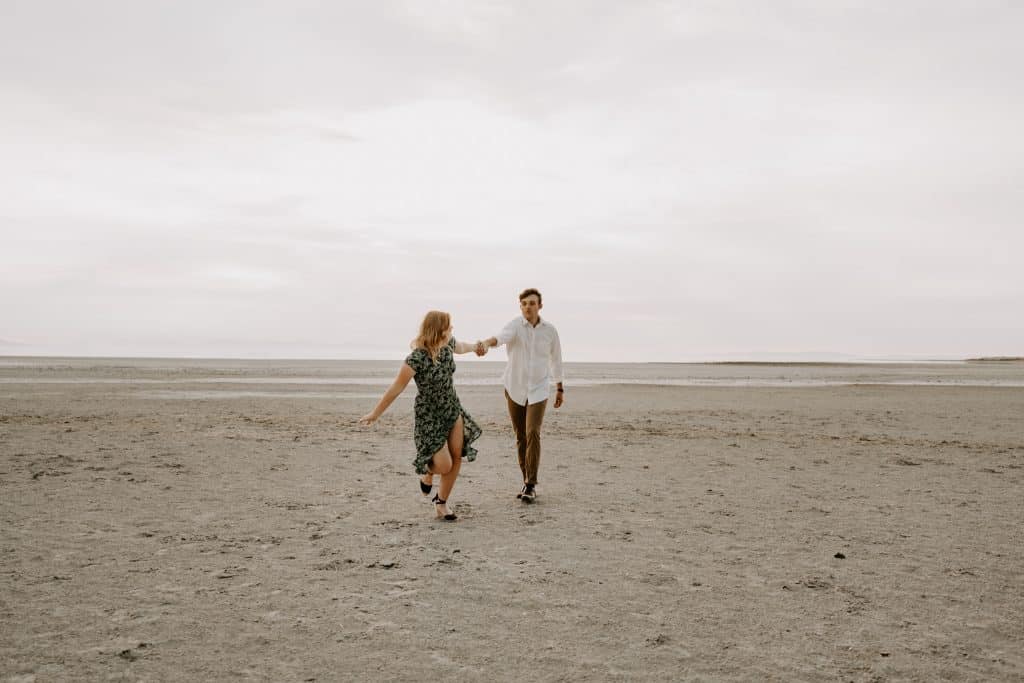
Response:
494,317,563,406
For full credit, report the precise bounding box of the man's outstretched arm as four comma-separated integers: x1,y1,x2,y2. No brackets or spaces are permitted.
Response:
478,321,518,354
475,336,501,356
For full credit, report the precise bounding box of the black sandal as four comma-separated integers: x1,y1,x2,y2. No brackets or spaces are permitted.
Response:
432,494,457,521
419,475,433,496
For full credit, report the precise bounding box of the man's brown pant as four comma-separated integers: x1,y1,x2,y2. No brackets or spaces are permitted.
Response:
505,391,547,486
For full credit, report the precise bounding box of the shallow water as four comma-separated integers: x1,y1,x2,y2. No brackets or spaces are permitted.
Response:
3,356,1024,391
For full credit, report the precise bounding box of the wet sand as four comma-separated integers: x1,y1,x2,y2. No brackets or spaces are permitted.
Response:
2,366,1023,681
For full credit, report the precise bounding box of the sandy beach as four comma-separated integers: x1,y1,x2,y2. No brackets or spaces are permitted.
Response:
2,360,1023,681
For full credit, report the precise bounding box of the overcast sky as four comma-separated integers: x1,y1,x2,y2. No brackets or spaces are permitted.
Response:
2,1,1022,361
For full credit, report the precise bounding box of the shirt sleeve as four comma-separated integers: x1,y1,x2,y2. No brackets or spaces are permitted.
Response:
549,328,564,383
494,319,518,347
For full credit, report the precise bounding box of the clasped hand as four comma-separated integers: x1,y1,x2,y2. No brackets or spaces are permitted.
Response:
474,340,488,357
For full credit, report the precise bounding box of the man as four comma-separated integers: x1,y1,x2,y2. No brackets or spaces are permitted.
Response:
477,288,563,503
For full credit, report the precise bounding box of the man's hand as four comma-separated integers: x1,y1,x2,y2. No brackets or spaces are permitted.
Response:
554,390,564,409
475,340,488,357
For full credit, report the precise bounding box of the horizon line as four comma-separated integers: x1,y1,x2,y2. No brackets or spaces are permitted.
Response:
2,353,1021,365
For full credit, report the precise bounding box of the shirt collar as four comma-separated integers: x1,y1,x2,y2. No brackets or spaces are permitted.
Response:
520,316,545,328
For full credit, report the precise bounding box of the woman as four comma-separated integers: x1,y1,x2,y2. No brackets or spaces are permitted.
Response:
359,311,482,521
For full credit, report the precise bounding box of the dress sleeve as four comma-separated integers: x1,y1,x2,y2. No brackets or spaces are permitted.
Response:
448,337,457,351
405,348,425,374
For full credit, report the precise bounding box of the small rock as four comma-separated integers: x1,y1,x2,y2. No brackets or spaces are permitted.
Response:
834,552,846,559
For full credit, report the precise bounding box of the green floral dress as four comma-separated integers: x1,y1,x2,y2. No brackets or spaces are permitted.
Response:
405,338,482,474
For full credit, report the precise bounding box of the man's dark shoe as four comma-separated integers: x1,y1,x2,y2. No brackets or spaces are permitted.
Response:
516,484,528,499
521,484,536,504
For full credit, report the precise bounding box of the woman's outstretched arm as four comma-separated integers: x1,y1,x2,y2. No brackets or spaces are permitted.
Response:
359,363,415,425
453,339,484,355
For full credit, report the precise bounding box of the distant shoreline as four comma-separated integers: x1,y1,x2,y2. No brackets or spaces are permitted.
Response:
1,354,1020,365
4,355,1024,388
1,354,1021,366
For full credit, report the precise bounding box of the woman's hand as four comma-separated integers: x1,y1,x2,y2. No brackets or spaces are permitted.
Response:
360,363,414,426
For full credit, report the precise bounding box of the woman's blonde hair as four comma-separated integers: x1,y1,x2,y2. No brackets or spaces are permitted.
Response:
413,310,451,361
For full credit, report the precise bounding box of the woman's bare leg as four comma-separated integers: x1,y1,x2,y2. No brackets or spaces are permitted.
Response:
421,449,453,490
437,415,464,507
428,447,453,476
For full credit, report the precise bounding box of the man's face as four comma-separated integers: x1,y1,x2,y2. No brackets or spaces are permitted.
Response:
519,295,541,323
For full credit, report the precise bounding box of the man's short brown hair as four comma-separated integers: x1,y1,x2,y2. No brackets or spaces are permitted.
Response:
519,288,542,304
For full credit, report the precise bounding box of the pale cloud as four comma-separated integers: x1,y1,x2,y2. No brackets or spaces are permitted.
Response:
1,1,1022,359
